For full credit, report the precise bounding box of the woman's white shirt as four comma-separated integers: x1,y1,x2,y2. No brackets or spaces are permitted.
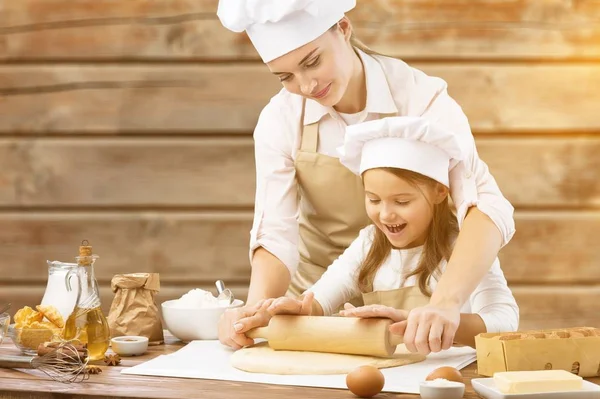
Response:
306,225,520,334
250,49,516,275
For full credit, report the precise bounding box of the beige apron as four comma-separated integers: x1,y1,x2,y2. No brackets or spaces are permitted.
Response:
362,285,430,310
287,98,395,306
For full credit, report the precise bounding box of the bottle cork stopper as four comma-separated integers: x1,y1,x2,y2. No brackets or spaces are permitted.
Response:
78,239,93,265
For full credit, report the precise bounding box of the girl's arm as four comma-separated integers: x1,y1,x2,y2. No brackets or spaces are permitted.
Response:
303,226,373,315
266,226,373,317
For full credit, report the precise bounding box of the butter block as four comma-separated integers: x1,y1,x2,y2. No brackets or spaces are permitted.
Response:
494,370,583,394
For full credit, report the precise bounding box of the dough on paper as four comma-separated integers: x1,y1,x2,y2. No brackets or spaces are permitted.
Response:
230,342,426,375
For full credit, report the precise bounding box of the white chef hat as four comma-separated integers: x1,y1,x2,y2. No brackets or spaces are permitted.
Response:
338,117,465,187
217,0,356,63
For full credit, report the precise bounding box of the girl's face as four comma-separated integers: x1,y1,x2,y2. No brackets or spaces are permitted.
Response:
266,18,355,107
363,169,448,249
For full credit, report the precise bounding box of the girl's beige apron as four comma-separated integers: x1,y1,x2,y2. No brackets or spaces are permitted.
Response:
287,99,396,306
362,285,430,310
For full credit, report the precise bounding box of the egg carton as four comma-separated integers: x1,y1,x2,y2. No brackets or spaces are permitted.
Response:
475,327,600,377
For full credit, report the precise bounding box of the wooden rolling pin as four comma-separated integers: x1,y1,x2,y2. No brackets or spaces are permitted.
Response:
246,315,403,357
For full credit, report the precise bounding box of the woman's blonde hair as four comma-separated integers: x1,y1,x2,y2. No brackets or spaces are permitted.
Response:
358,168,459,296
349,33,385,57
329,20,387,57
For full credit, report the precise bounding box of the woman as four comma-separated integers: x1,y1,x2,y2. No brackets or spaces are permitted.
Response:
216,0,515,355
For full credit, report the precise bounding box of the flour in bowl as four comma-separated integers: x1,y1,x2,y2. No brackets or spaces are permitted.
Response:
172,289,222,308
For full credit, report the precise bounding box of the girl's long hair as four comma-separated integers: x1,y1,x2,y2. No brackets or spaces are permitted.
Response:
358,168,459,296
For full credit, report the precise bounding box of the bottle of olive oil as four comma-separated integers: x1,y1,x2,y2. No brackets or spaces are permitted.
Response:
63,240,110,361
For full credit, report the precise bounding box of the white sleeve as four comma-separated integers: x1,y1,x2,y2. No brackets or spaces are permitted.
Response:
305,226,373,316
468,258,520,333
417,75,516,247
249,100,300,275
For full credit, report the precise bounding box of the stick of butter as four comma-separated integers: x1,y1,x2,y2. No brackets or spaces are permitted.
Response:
494,370,583,394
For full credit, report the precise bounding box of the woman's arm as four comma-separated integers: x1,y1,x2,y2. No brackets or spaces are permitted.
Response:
422,257,519,348
429,207,503,310
247,248,291,305
342,305,486,349
397,78,516,354
388,312,486,349
218,100,300,348
246,100,301,305
401,209,509,354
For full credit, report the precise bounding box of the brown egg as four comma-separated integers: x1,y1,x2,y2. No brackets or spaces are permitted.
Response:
346,365,385,398
425,366,463,383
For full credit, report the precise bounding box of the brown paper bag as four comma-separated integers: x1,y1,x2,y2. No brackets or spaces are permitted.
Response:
107,273,164,345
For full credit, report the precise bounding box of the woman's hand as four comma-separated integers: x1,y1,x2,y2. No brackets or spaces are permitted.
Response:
394,304,461,355
339,303,408,323
217,299,273,350
264,291,315,316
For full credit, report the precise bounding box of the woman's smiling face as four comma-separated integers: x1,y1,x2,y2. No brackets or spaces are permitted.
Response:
266,19,355,107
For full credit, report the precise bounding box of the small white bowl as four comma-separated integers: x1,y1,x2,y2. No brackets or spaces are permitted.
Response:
161,299,244,342
419,380,465,399
111,336,149,356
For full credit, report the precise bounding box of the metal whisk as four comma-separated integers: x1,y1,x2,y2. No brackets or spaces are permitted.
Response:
0,341,89,383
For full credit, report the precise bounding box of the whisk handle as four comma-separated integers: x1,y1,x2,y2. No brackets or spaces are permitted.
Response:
0,355,35,369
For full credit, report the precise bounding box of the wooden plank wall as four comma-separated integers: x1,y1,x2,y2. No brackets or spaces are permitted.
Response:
1,0,599,330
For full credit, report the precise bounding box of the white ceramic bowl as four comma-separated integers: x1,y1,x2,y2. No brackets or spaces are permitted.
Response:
419,381,465,399
161,299,244,342
111,336,149,356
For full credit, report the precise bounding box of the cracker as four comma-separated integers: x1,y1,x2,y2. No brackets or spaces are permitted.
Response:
36,305,65,329
14,306,43,328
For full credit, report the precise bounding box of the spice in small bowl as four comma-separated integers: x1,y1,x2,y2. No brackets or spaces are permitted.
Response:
110,336,148,356
419,378,465,399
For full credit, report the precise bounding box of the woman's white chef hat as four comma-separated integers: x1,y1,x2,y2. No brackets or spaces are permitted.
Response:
217,0,356,63
338,117,465,188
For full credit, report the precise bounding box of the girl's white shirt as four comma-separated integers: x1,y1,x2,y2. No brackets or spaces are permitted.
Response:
306,225,520,334
250,48,515,275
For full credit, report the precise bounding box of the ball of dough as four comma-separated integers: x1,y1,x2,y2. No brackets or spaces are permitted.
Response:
346,365,385,397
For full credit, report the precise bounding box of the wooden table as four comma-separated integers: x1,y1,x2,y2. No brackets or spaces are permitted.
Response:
1,335,599,399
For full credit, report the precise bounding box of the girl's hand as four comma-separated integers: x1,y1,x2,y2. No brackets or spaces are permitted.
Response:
339,303,409,323
392,305,460,355
264,291,315,316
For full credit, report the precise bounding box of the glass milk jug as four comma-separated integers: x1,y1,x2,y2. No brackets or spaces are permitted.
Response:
41,260,79,323
62,241,110,361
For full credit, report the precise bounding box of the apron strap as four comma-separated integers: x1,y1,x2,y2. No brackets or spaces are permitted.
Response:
299,98,320,153
300,123,319,152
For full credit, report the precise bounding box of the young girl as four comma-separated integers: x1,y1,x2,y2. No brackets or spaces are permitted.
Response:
262,117,519,351
216,0,515,353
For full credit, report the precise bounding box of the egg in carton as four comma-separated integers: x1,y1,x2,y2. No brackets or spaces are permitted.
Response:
475,327,600,377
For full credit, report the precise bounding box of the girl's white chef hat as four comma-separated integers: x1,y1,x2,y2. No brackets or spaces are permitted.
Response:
217,0,356,63
338,117,465,188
